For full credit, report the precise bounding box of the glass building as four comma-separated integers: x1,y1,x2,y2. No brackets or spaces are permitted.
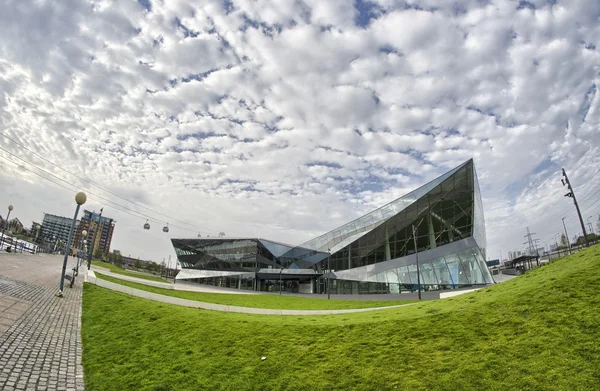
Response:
172,159,493,294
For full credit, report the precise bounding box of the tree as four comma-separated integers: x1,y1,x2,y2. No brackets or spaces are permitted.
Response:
134,259,142,270
114,253,124,267
93,247,103,260
597,215,600,234
560,234,568,248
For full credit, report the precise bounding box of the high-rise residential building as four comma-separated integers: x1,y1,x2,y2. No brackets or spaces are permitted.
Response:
172,159,493,294
40,213,79,249
74,210,115,255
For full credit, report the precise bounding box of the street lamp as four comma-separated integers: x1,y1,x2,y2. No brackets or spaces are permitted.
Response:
554,233,561,257
58,192,87,298
0,205,14,250
83,241,87,269
75,230,87,276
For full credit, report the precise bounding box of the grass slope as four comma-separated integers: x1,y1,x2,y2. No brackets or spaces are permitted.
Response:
82,245,600,391
91,261,167,283
94,272,419,310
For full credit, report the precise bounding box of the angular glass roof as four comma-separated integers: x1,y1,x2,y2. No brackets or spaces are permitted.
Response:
299,159,472,253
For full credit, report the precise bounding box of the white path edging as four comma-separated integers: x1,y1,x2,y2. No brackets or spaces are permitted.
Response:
93,267,256,295
91,266,174,289
86,270,414,316
439,288,481,299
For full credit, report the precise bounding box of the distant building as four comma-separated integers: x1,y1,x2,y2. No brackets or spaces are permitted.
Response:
486,259,500,267
122,255,154,269
40,214,79,249
8,218,23,234
30,222,42,241
74,210,115,255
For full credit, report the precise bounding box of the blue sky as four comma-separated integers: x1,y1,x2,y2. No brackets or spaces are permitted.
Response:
0,0,599,265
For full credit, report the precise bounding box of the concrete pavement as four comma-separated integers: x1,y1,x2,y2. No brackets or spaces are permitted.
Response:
0,253,85,391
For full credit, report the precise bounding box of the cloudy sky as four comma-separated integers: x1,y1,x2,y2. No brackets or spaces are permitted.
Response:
0,0,599,267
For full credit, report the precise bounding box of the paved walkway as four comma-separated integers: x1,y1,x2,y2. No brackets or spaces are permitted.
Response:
0,253,85,391
88,270,416,316
92,265,259,294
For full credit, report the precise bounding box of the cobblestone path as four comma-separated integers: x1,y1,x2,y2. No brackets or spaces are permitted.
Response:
0,253,85,391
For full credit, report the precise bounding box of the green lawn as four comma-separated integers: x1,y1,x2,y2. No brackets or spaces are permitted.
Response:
94,272,420,310
91,261,168,283
82,245,600,390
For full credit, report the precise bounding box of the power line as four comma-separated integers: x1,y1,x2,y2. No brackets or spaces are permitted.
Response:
577,183,600,204
556,172,600,219
0,147,201,234
581,196,600,217
0,148,242,237
0,153,165,226
562,194,600,227
0,154,80,195
0,130,198,229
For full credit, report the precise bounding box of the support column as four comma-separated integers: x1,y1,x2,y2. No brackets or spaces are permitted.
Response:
348,245,352,269
385,226,391,261
428,212,436,249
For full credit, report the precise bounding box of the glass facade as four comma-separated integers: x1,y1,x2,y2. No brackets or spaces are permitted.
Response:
172,159,493,294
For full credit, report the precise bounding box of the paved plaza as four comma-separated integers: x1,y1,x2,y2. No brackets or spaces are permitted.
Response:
0,253,85,391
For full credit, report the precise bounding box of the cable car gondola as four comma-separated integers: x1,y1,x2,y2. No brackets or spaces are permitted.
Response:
163,223,169,233
144,220,151,230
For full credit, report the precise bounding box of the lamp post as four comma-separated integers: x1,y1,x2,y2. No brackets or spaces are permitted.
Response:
554,233,561,257
172,256,177,284
412,224,422,300
82,241,87,270
58,192,86,297
279,268,283,296
0,205,14,250
75,230,87,276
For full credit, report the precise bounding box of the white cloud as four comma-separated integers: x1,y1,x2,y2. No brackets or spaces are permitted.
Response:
0,0,599,266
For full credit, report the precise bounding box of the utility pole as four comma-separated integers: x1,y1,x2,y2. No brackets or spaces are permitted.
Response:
524,228,532,255
561,218,571,255
524,228,540,267
561,169,589,247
